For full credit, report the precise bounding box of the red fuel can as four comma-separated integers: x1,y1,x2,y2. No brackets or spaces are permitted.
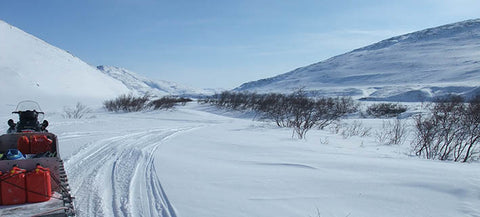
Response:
30,135,52,154
26,165,52,203
1,166,27,205
17,135,30,154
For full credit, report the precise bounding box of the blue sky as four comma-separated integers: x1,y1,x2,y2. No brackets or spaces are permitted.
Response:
1,0,480,89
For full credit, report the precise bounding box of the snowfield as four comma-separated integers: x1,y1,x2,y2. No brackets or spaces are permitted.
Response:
1,103,478,217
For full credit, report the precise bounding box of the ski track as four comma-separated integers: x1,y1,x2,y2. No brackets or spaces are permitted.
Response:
65,127,199,217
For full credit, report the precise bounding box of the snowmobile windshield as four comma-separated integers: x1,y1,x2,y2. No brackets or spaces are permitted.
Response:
14,100,43,113
13,100,44,121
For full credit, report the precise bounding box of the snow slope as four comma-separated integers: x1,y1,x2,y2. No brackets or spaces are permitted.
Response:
1,103,478,217
236,19,480,101
97,65,212,98
0,20,130,111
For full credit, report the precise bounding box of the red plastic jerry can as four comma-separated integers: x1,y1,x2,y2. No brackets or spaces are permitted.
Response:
30,135,53,154
17,135,31,154
26,165,52,203
1,166,27,205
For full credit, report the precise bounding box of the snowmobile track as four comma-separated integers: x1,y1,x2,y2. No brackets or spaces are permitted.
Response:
65,127,197,217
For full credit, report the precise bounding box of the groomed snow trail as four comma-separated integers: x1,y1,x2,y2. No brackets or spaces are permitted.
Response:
65,127,197,217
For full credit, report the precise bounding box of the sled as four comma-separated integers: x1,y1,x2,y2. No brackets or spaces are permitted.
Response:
0,101,75,216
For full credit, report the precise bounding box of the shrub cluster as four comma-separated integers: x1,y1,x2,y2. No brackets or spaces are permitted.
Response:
149,97,192,110
104,94,191,112
104,94,150,112
201,90,358,139
366,103,407,118
413,95,480,162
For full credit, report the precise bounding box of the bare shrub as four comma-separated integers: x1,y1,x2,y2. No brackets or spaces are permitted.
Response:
314,97,357,129
283,91,357,139
63,102,92,119
375,119,408,145
256,93,290,127
340,120,372,139
203,90,358,139
366,103,407,118
460,95,480,162
197,91,366,140
104,93,150,112
412,95,480,162
412,113,438,159
287,90,317,139
149,96,192,110
327,121,345,134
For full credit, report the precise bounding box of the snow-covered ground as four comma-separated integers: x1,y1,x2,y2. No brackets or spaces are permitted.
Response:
1,103,478,217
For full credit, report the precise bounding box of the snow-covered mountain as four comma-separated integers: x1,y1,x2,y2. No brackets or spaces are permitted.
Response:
236,19,480,101
97,65,212,98
0,20,130,111
0,20,209,112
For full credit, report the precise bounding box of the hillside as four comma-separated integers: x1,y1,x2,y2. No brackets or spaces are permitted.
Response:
0,20,130,111
97,65,212,98
0,20,211,113
236,19,480,101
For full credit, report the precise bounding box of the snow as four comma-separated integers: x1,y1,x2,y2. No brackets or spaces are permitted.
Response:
236,19,480,101
0,192,64,217
0,20,130,110
1,103,478,217
1,18,480,217
97,66,213,98
0,20,207,114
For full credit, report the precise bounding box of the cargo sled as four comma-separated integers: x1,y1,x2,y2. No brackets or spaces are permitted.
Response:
0,101,75,216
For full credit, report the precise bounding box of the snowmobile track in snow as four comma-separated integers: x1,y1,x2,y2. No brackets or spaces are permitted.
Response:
65,127,199,217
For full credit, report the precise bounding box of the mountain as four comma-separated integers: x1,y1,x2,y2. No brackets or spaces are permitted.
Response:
236,19,480,101
97,65,213,98
0,20,129,111
0,20,208,113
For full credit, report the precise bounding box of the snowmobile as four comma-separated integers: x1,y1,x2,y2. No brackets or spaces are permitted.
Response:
0,101,75,216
